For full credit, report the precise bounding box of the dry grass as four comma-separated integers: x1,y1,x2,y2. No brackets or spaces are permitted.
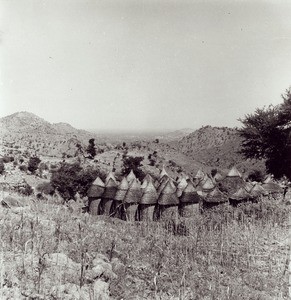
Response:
0,194,289,299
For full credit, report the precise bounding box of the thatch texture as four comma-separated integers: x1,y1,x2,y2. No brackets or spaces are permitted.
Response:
139,204,156,222
263,174,273,184
229,188,252,204
201,177,216,192
126,170,136,184
179,202,200,217
105,171,117,185
250,184,268,197
87,177,105,198
102,178,118,200
194,169,204,180
124,203,139,221
176,178,187,197
114,177,129,201
88,198,102,215
204,187,228,204
227,166,242,177
158,180,179,205
218,176,245,195
180,181,200,203
244,182,254,193
124,179,142,204
140,181,158,204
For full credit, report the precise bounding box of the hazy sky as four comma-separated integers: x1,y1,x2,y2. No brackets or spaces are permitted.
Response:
1,0,291,131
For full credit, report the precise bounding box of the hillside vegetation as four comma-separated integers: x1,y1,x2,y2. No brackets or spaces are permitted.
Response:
176,126,265,173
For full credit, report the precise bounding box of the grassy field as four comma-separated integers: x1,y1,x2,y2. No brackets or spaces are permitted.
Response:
0,195,289,299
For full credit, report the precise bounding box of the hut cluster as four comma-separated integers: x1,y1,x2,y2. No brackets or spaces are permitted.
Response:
87,166,286,221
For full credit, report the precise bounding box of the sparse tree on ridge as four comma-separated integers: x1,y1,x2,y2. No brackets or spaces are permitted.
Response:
239,88,291,179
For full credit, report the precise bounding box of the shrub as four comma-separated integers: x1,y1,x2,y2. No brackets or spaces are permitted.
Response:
248,169,265,182
50,162,104,200
28,156,41,174
19,165,28,172
121,155,145,181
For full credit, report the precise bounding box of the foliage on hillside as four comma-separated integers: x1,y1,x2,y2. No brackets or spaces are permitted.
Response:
176,126,265,173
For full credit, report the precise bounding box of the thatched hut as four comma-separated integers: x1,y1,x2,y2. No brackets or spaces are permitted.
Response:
229,187,252,206
250,183,268,199
179,180,200,217
113,177,129,219
158,180,179,221
139,180,158,221
126,170,136,184
262,182,283,198
193,169,205,185
87,177,105,215
201,176,216,194
123,179,143,221
141,173,153,190
203,187,228,209
218,166,245,195
105,171,117,185
101,177,118,216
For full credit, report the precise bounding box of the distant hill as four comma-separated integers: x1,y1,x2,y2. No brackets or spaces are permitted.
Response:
155,128,194,141
0,112,98,158
175,125,265,173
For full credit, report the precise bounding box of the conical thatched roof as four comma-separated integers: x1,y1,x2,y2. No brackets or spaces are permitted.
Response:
157,177,176,196
126,170,136,184
102,177,118,199
180,181,200,203
140,180,158,204
227,166,242,178
201,177,215,191
159,166,168,180
176,177,188,197
158,180,179,205
124,179,143,204
114,177,129,201
244,182,254,193
141,173,153,189
263,174,273,184
219,175,245,195
194,169,204,180
229,188,251,201
105,171,117,185
204,187,228,203
87,176,105,198
250,183,268,197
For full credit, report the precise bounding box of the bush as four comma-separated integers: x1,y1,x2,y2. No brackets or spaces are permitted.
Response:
248,169,265,182
50,162,104,200
121,155,145,181
19,165,28,172
28,156,41,174
17,183,34,196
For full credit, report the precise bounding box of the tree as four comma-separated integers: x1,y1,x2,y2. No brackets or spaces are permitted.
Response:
121,155,145,181
28,156,41,174
86,138,97,159
239,88,291,179
50,162,104,200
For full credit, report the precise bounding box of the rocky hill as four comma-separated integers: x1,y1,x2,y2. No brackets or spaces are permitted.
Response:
154,128,194,141
175,125,265,173
0,112,98,158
